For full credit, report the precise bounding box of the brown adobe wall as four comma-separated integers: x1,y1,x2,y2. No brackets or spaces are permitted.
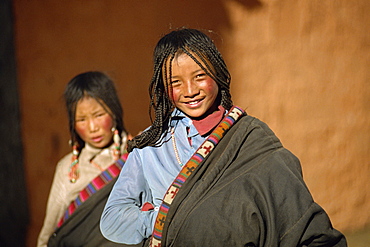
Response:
11,0,369,246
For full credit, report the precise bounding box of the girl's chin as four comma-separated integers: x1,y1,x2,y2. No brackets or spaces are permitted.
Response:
184,111,208,120
87,141,111,149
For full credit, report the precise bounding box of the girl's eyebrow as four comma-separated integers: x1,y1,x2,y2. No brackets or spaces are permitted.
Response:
193,69,204,75
92,109,106,115
76,108,106,116
75,115,85,119
170,69,204,79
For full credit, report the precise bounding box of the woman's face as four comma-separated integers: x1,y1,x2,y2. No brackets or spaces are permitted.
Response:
167,53,219,119
74,96,114,149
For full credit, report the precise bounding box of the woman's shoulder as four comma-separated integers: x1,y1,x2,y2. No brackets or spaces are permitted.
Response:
239,114,278,138
56,152,73,170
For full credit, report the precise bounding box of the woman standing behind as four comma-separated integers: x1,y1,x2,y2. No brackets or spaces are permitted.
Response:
38,71,132,246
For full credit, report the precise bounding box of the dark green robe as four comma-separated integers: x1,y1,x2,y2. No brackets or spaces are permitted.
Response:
160,115,346,246
48,177,144,247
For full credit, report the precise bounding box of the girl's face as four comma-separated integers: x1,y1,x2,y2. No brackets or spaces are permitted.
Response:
74,96,114,149
167,53,219,119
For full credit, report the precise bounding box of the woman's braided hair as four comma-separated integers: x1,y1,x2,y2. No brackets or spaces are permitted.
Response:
127,28,232,152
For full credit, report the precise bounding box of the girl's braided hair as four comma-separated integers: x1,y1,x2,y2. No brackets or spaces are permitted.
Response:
127,28,232,152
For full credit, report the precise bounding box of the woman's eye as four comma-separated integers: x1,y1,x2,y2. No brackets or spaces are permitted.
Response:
75,118,85,122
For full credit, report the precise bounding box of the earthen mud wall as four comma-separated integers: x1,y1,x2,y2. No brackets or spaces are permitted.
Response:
12,1,369,246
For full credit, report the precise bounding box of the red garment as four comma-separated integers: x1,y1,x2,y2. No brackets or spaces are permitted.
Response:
192,105,225,136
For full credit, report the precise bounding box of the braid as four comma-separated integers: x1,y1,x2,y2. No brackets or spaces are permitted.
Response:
127,28,233,152
127,50,176,152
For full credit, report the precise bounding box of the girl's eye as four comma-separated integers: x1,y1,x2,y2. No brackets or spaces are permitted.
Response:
75,118,85,122
96,112,106,117
196,73,206,79
171,80,180,86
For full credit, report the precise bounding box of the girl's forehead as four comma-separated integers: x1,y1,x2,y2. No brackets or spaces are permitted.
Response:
76,97,101,110
165,52,204,70
164,51,215,77
75,96,111,114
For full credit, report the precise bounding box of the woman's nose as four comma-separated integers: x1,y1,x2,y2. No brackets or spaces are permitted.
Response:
88,119,98,132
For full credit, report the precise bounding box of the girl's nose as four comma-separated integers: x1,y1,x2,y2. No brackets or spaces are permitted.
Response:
183,80,199,97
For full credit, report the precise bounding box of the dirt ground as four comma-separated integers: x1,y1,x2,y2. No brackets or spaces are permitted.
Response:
344,225,370,247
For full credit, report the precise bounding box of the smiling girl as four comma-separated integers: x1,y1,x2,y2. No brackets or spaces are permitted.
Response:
100,28,346,247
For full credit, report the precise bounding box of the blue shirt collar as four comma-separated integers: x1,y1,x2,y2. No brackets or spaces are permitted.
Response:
170,108,198,138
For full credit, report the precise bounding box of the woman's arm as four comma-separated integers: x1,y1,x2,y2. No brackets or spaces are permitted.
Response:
100,150,157,244
37,159,69,247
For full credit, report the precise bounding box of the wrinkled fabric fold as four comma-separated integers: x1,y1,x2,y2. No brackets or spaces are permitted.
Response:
160,115,346,247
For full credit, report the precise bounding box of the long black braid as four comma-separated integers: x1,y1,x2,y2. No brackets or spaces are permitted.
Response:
127,28,233,152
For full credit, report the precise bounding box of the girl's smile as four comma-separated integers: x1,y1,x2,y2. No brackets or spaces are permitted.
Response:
167,53,219,119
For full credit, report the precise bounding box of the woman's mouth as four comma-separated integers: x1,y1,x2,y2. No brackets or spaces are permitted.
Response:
92,136,103,143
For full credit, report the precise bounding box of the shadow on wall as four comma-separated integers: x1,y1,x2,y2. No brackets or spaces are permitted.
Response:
0,1,28,247
345,225,370,247
242,0,263,9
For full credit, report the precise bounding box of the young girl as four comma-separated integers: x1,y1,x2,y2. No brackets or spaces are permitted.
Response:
38,71,130,246
100,28,346,246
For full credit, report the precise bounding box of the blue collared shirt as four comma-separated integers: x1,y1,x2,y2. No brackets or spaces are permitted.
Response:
100,109,207,244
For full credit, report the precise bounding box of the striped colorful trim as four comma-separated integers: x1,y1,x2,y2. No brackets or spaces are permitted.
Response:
57,152,128,228
150,106,245,246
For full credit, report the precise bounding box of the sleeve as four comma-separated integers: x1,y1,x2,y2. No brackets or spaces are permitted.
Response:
100,149,158,244
256,149,347,247
280,202,347,246
37,160,69,247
